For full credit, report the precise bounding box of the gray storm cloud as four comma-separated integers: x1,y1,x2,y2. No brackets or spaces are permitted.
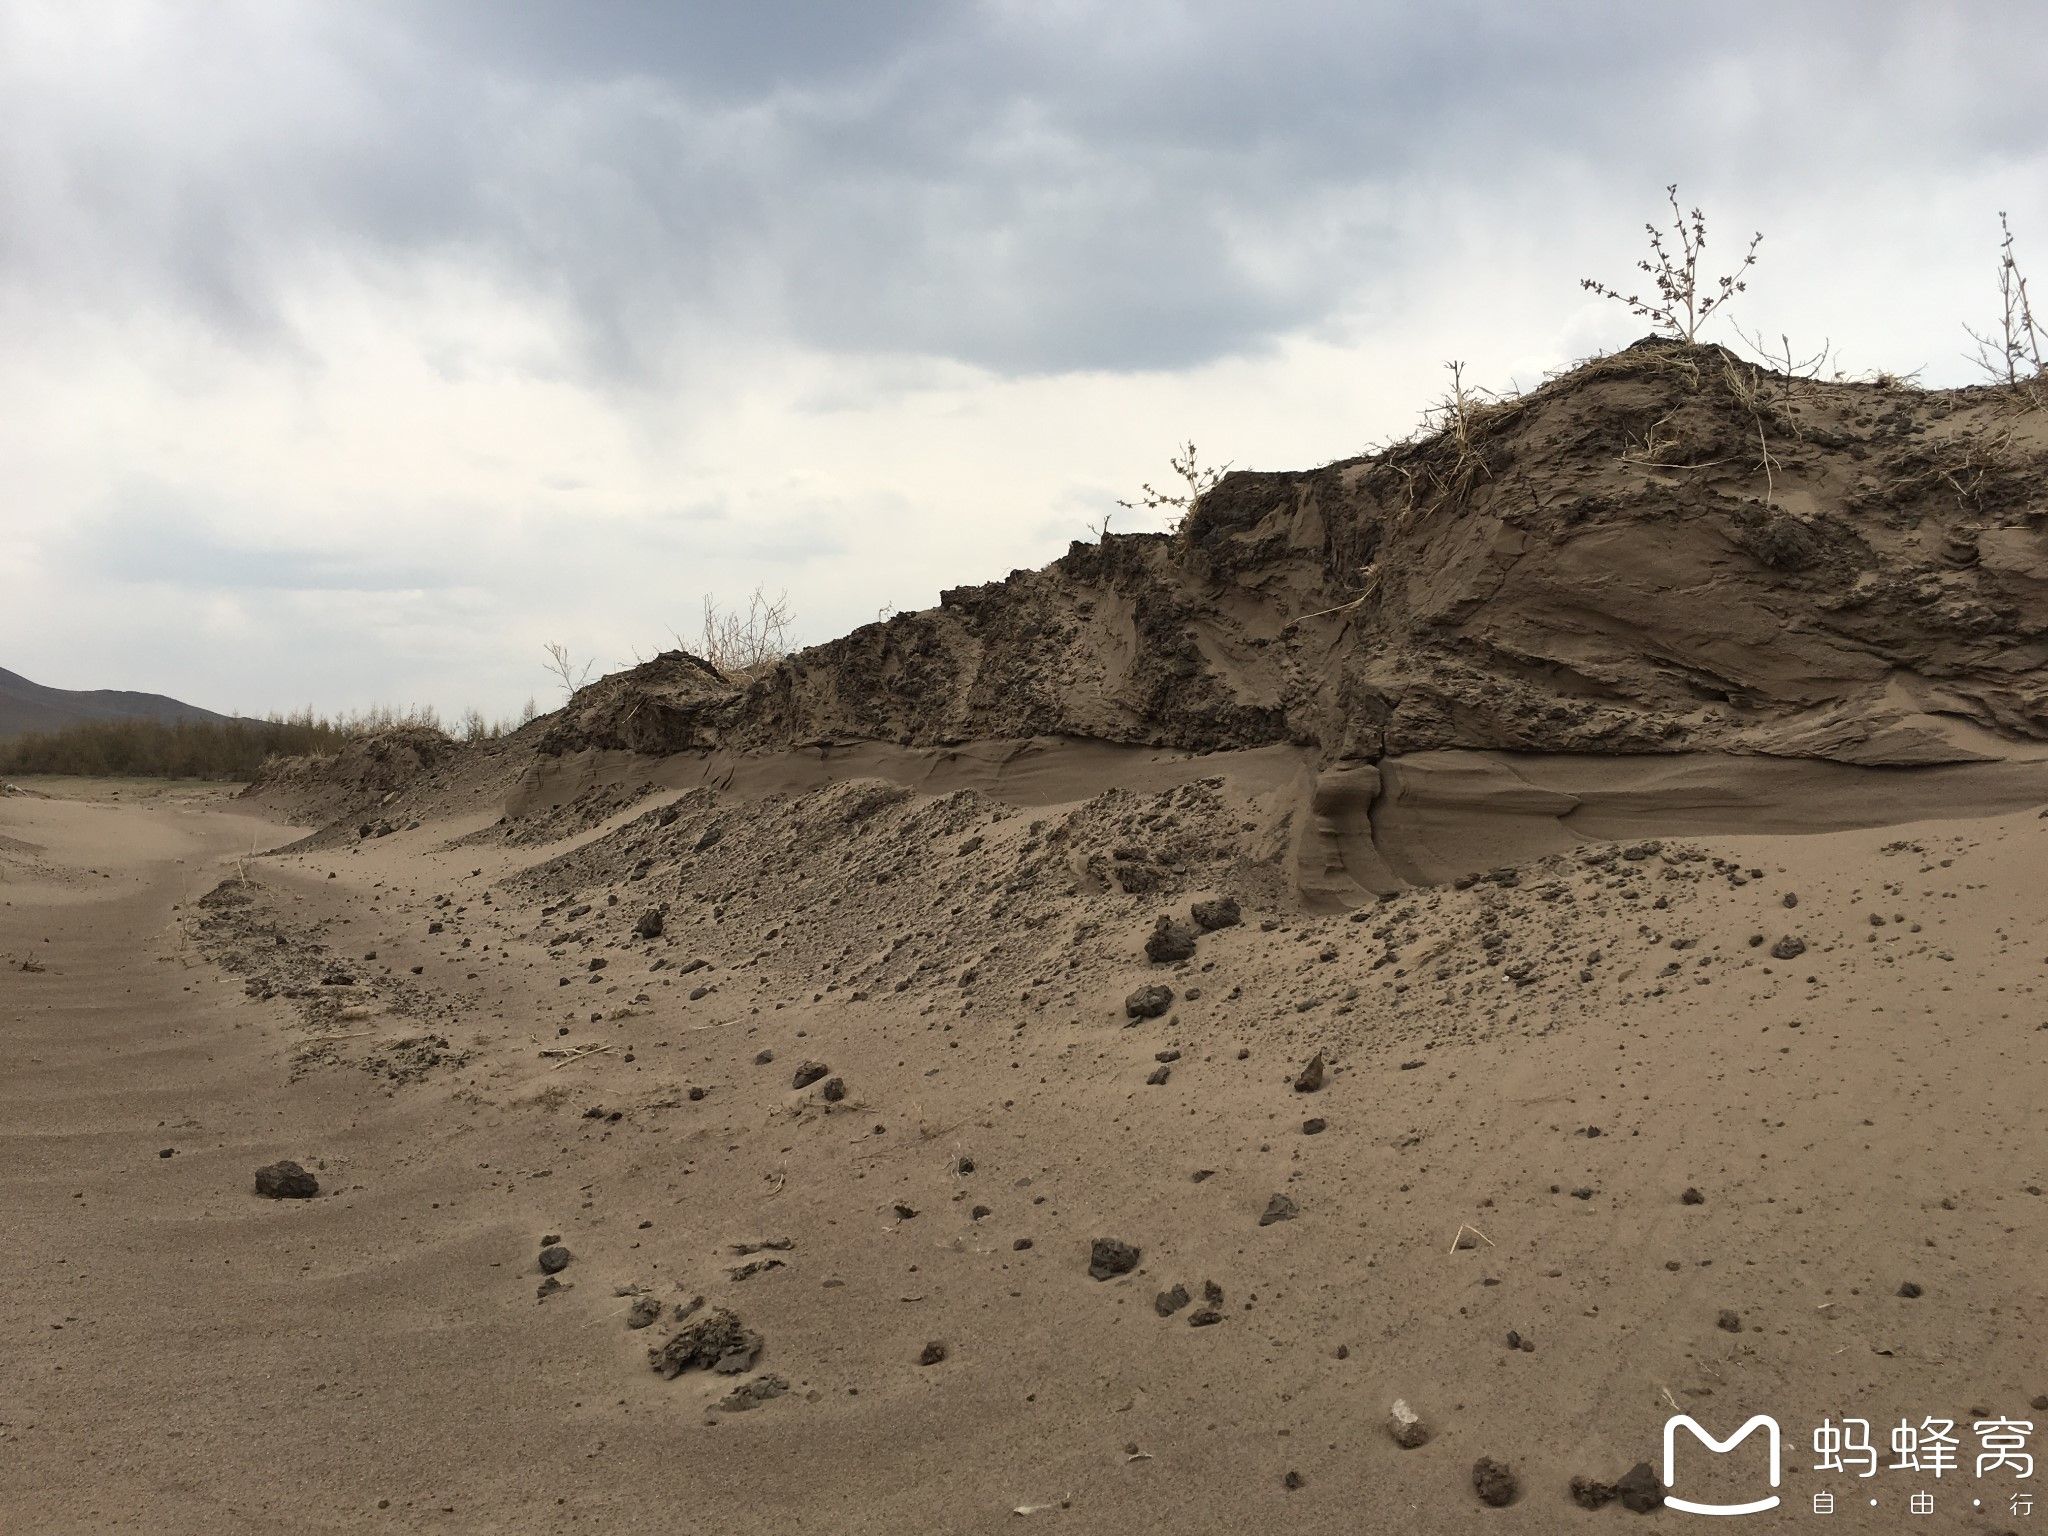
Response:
1,0,2043,715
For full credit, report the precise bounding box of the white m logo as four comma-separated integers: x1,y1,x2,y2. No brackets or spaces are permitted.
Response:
1662,1414,1782,1516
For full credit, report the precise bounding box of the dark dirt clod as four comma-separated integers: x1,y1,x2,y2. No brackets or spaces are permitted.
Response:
1569,1476,1618,1510
1472,1457,1518,1507
715,1374,787,1412
253,1160,318,1199
648,1307,763,1379
1088,1237,1141,1280
1616,1461,1664,1513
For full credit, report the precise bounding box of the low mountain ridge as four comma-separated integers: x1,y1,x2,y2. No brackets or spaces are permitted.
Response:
0,665,231,741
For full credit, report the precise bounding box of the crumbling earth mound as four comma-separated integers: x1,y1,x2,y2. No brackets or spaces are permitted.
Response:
540,341,2048,770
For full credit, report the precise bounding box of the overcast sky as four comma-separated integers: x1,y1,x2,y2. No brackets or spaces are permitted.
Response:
4,1,2045,719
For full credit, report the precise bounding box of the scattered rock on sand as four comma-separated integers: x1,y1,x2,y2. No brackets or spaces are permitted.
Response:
1259,1193,1299,1226
253,1160,318,1199
1770,935,1807,960
1293,1053,1325,1093
625,1295,663,1329
1570,1475,1618,1509
791,1060,830,1089
1388,1399,1429,1449
648,1307,763,1378
1155,1284,1190,1317
1124,983,1174,1020
1144,916,1197,964
716,1374,787,1412
538,1244,574,1275
1190,895,1241,931
1617,1461,1664,1513
634,907,665,940
1088,1237,1141,1280
918,1340,948,1366
1472,1457,1518,1507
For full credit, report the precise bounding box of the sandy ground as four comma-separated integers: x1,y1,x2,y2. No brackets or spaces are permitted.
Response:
4,766,2047,1534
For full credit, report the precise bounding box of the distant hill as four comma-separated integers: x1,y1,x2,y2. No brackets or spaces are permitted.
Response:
0,666,232,741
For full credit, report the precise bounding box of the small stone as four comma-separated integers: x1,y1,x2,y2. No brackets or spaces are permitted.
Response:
1282,1470,1304,1491
1088,1237,1141,1280
1681,1186,1705,1205
1570,1476,1618,1510
1144,916,1197,964
1472,1457,1518,1507
1145,1065,1171,1086
791,1060,830,1089
1124,984,1174,1020
538,1245,574,1275
1770,935,1807,960
1191,895,1242,931
626,1295,663,1330
1187,1308,1223,1327
1716,1309,1741,1332
1259,1193,1300,1227
1897,1280,1924,1298
918,1340,947,1366
1293,1053,1325,1093
634,908,664,940
1155,1284,1190,1317
1302,1117,1326,1135
1388,1399,1429,1448
820,1077,846,1103
714,1373,787,1412
253,1160,318,1199
1616,1461,1664,1513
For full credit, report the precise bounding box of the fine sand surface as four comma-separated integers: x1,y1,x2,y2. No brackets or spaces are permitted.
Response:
5,757,2046,1533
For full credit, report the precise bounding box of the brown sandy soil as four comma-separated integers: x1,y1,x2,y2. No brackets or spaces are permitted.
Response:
5,748,2046,1534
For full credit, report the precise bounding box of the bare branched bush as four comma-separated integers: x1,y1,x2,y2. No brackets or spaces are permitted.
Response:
1964,212,2046,388
1118,441,1230,530
1733,325,1834,381
693,587,794,677
1582,184,1761,343
542,642,596,697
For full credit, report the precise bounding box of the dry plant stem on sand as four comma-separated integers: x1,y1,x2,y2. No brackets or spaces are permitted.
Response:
1964,211,2047,390
1581,183,1761,343
1118,441,1229,530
